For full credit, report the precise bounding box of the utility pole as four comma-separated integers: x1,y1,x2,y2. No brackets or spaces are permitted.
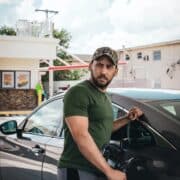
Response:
35,9,59,21
35,9,59,97
35,9,59,37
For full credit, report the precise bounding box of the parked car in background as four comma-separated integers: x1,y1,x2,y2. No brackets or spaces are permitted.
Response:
0,88,180,180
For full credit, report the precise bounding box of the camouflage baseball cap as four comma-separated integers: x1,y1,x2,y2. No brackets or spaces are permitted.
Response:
91,47,118,66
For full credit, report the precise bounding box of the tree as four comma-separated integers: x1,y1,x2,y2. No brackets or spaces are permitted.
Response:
0,26,16,36
53,28,72,49
42,28,87,82
0,24,86,81
53,59,86,81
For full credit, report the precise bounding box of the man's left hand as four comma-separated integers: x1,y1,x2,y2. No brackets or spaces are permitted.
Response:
127,107,143,121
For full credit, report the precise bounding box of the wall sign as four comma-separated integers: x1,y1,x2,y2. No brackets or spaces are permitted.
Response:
2,71,15,88
15,71,30,89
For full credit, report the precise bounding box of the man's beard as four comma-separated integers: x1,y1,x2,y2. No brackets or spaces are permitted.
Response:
90,71,113,90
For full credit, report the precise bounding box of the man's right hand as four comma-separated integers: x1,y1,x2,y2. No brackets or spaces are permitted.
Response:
106,168,127,180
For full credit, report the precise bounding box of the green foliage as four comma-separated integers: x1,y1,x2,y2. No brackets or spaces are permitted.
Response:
53,28,72,49
54,69,87,81
41,57,87,81
41,72,49,82
42,28,87,82
0,26,16,36
57,50,72,61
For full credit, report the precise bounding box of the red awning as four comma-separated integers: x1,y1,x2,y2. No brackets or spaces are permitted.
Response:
48,61,127,71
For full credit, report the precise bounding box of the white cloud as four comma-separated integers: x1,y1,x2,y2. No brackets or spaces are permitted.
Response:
104,0,180,48
109,0,180,32
0,0,180,53
58,0,180,53
0,0,11,4
16,0,44,21
69,0,180,53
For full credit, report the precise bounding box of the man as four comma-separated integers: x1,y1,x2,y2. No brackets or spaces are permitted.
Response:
58,47,143,180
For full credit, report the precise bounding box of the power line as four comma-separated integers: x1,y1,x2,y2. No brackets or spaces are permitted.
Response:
35,9,59,20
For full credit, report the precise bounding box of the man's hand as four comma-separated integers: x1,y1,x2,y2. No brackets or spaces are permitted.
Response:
113,107,143,132
127,107,143,121
106,168,127,180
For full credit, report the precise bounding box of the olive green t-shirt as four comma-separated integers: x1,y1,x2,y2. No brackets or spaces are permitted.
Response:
58,80,113,174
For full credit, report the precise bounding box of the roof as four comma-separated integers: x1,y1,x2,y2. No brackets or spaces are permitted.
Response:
74,54,91,62
0,35,59,44
118,39,180,51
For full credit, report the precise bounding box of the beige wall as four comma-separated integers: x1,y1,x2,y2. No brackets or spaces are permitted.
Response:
0,36,58,89
0,36,58,59
117,41,180,89
0,58,39,88
0,58,38,68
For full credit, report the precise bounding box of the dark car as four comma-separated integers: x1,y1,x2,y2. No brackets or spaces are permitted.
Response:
0,88,180,180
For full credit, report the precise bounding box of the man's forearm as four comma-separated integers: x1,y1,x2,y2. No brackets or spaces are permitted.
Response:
73,131,112,176
65,116,127,180
74,131,126,180
112,115,130,132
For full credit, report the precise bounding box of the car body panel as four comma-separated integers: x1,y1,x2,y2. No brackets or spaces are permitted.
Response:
0,88,180,180
42,137,64,180
0,95,64,180
0,133,47,180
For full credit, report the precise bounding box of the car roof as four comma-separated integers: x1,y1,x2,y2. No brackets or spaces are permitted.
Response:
107,88,180,101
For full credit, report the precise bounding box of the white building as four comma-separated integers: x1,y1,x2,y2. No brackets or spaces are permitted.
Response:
116,40,180,89
0,35,58,95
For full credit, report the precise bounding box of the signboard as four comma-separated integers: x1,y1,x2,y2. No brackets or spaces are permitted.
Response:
15,71,30,89
2,71,14,88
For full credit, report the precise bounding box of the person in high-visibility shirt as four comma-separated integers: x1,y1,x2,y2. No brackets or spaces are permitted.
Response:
35,81,44,105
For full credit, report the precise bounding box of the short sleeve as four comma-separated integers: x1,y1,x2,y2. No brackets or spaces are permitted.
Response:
63,86,89,118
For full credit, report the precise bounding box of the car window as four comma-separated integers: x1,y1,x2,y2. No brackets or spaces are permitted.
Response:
159,101,180,120
127,121,156,148
111,104,172,149
112,103,127,120
24,98,63,137
126,121,174,149
150,100,180,122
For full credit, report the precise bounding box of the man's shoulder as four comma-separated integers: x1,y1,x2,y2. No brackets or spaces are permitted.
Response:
68,80,89,92
64,81,90,98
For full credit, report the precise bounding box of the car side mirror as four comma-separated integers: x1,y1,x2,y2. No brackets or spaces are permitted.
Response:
0,120,17,135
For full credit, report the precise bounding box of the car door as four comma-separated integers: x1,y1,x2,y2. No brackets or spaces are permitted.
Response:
38,98,64,180
41,134,64,180
124,120,180,180
0,97,64,180
111,103,180,180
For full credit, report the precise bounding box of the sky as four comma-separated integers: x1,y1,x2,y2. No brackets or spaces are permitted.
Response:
0,0,180,54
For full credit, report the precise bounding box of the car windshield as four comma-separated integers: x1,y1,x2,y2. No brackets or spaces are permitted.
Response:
149,100,180,121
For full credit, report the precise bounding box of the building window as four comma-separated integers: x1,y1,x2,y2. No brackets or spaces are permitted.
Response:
153,50,161,60
125,54,130,60
143,55,149,61
137,52,142,59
